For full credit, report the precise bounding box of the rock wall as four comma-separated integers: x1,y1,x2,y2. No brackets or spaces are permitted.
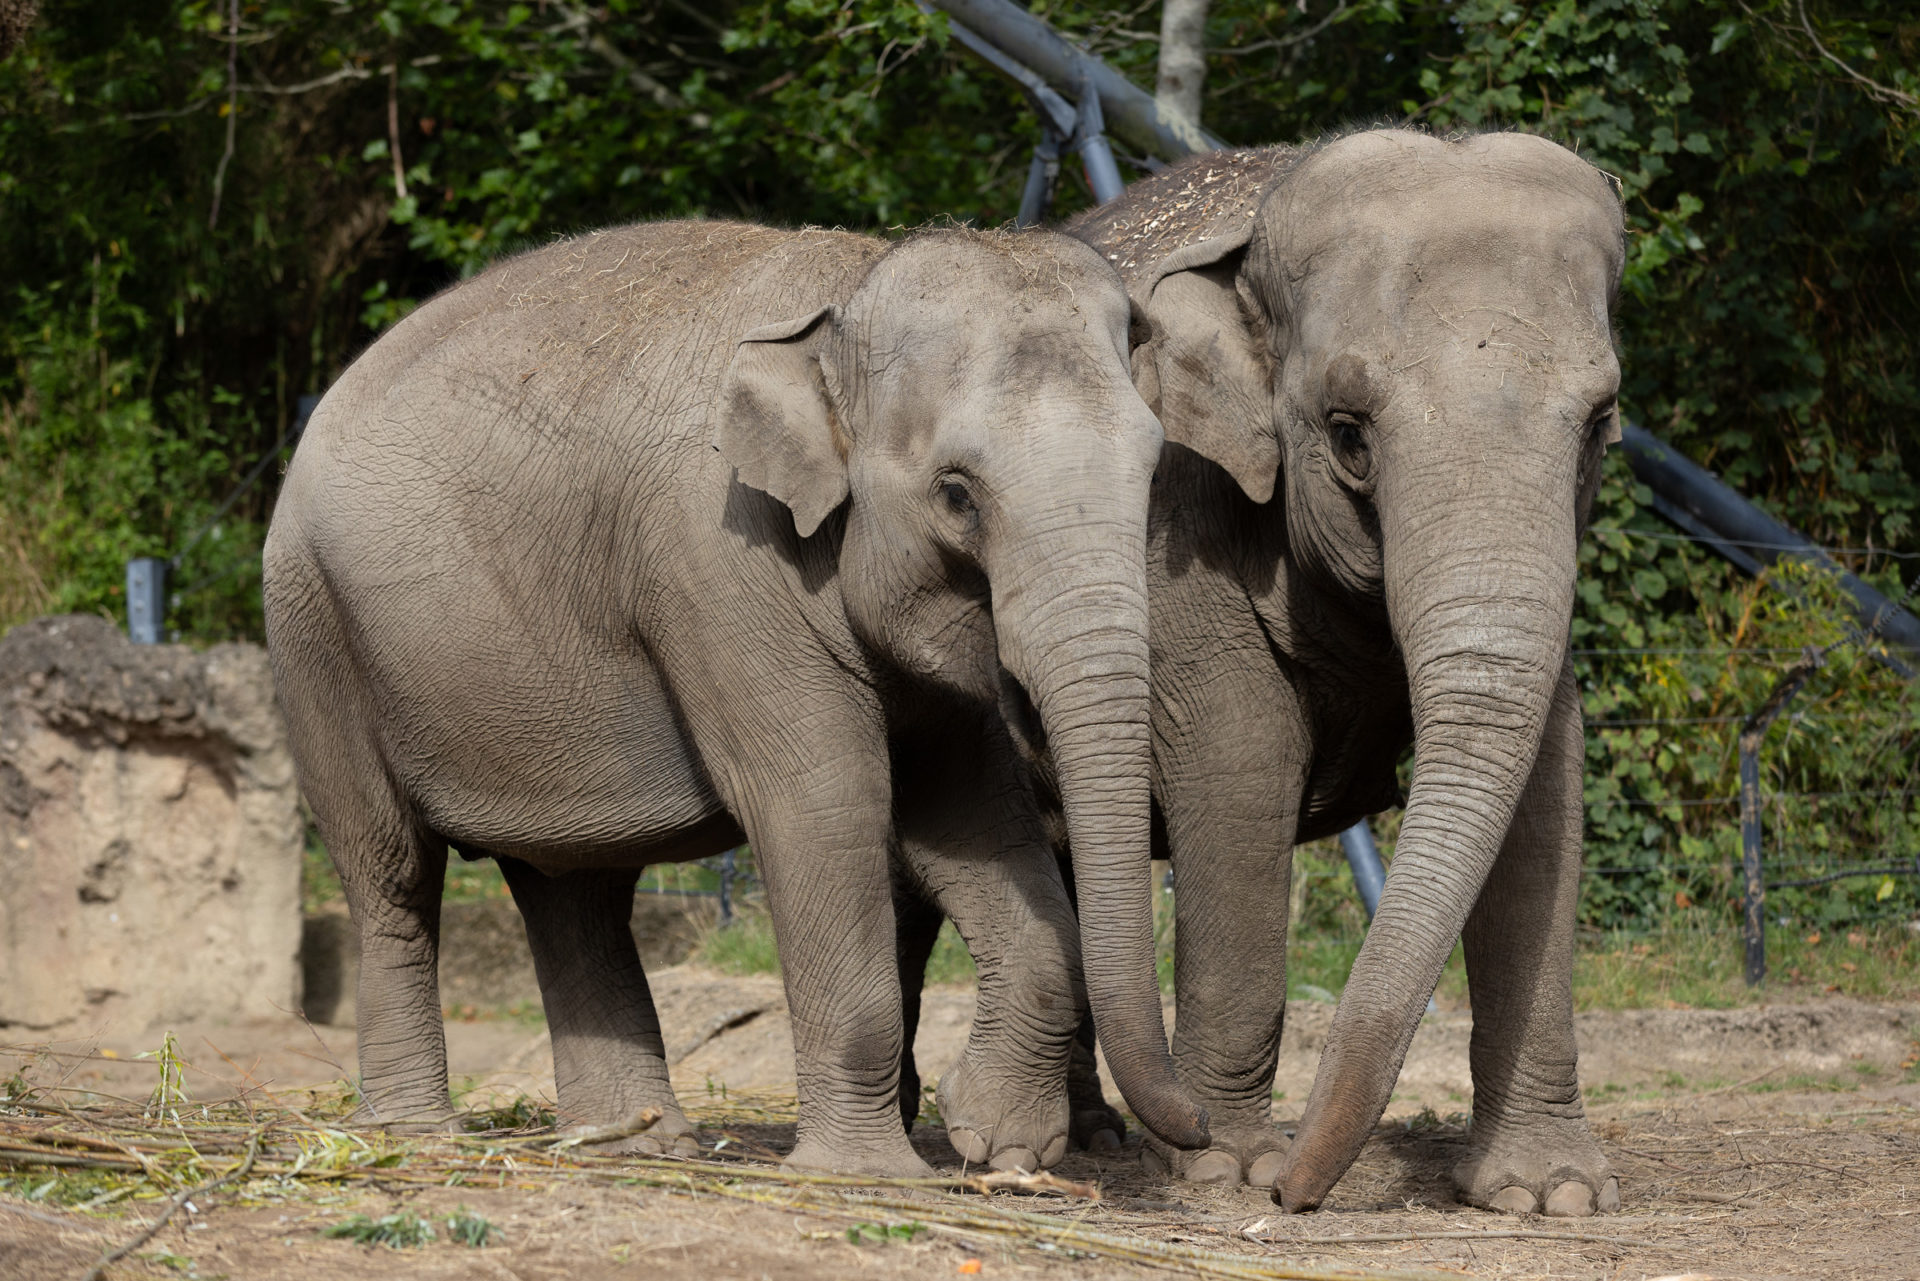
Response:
0,614,303,1032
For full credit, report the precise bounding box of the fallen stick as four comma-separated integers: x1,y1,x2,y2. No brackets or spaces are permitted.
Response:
81,1130,262,1281
1689,1066,1783,1098
0,1199,114,1233
1257,1227,1656,1249
964,1168,1099,1199
548,1108,663,1151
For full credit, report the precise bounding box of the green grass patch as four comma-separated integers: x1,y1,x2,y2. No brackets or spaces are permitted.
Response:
691,904,782,976
444,1209,496,1247
925,921,977,986
691,905,978,984
322,1211,436,1248
845,1220,924,1245
1571,922,1920,1010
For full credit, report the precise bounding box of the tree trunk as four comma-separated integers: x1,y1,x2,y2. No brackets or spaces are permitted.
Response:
1156,0,1210,131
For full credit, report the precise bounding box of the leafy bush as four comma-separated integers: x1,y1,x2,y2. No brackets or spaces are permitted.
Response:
3,1,1913,930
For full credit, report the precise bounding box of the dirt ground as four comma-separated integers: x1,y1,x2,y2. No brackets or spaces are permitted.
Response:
4,968,1917,1280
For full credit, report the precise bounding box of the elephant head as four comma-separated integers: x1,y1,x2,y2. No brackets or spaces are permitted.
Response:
716,229,1209,1153
1139,131,1623,1206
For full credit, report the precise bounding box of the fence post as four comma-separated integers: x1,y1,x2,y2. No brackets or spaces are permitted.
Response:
125,557,168,644
1736,649,1824,985
718,847,736,925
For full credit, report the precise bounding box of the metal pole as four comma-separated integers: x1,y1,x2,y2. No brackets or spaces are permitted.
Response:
1072,72,1126,205
1736,650,1824,986
125,558,168,645
923,0,1224,162
1737,729,1766,986
1338,820,1385,921
1016,125,1062,228
1621,422,1920,668
719,847,737,925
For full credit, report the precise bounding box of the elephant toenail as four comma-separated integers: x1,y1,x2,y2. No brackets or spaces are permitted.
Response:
634,1135,665,1156
1597,1177,1621,1213
1247,1151,1288,1189
1139,1146,1170,1176
1185,1150,1241,1186
949,1128,991,1164
1086,1128,1122,1153
1545,1181,1594,1217
989,1147,1038,1173
1488,1186,1537,1214
1039,1135,1068,1168
672,1134,701,1157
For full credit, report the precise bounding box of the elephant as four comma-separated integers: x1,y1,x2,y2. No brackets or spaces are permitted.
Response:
900,128,1625,1214
262,218,1211,1178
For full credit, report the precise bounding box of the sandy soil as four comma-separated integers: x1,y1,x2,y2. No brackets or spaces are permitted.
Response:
4,969,1917,1280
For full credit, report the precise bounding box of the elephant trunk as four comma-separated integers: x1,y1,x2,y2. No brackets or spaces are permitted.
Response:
992,493,1211,1154
1276,438,1579,1211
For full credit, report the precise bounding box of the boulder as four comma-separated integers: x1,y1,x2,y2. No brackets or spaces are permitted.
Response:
0,614,303,1032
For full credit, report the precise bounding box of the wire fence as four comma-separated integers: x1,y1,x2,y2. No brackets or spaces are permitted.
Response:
1568,563,1920,980
634,849,758,923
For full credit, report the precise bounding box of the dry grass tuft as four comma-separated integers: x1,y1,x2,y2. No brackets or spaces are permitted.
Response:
0,1045,1446,1281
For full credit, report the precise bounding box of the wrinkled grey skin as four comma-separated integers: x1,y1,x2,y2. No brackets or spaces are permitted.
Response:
904,129,1624,1214
1101,130,1622,1215
263,220,1210,1177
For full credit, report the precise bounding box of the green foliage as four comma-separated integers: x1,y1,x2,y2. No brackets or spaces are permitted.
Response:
692,902,783,976
321,1209,436,1248
444,1208,495,1247
845,1219,924,1245
139,1031,189,1122
3,2,1914,932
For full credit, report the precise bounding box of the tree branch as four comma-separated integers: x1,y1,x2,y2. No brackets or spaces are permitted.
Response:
1794,0,1918,112
386,62,408,200
554,1,712,126
1212,2,1352,58
207,0,239,231
238,55,443,97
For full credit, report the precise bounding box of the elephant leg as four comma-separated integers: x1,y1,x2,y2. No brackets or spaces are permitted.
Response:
1455,662,1617,1217
894,716,1081,1172
1149,639,1307,1188
722,762,927,1178
332,813,454,1128
495,858,698,1157
892,867,943,1134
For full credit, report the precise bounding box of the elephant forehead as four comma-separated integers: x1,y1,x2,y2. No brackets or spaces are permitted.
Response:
1271,146,1622,303
1289,216,1619,369
859,313,1134,417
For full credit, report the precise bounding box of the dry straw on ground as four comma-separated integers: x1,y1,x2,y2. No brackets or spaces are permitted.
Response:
0,1042,1463,1281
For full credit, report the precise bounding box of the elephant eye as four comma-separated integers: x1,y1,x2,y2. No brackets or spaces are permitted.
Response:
1327,412,1373,487
941,479,977,515
1587,401,1619,442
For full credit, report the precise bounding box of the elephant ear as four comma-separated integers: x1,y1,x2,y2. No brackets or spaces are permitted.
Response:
1144,227,1280,504
715,305,851,538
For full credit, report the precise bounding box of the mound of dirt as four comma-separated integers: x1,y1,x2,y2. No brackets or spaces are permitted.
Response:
0,615,303,1034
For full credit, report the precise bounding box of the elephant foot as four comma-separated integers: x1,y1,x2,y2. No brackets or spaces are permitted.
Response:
1065,1039,1123,1151
1070,1100,1125,1153
782,1135,936,1180
1141,1126,1288,1188
1453,1120,1618,1217
559,1104,702,1158
937,1058,1070,1171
